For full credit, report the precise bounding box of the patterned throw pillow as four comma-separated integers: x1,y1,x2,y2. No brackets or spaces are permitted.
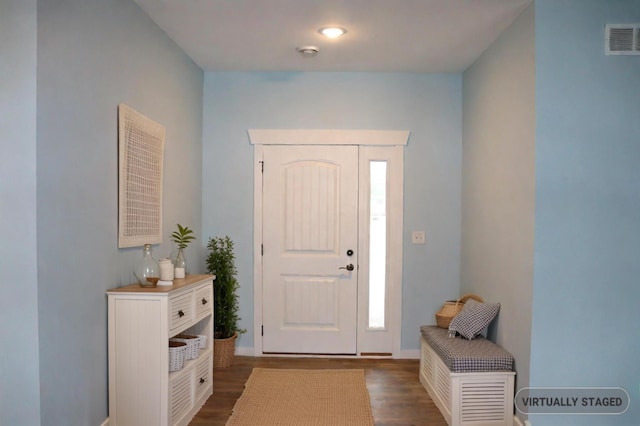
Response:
448,299,500,340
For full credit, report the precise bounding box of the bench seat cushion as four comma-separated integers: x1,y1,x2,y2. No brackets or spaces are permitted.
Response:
420,325,514,373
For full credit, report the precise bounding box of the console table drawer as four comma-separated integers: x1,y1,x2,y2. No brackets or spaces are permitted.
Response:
170,372,193,425
195,285,212,318
194,353,212,402
169,292,194,333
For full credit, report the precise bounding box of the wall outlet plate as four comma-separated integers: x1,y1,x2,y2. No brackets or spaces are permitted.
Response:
412,231,426,244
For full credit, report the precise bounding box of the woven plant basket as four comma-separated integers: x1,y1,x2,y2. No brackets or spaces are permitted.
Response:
213,332,237,369
435,294,484,328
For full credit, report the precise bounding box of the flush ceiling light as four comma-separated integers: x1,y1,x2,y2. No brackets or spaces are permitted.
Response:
319,26,347,38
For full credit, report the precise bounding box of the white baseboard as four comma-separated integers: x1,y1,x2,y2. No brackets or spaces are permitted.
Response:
235,346,255,356
100,418,109,426
396,349,420,359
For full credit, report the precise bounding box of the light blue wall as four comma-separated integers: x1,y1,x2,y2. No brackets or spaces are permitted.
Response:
0,1,41,425
36,0,203,424
461,2,535,407
202,72,462,350
531,1,640,425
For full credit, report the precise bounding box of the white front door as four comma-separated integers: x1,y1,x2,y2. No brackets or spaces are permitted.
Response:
262,145,358,354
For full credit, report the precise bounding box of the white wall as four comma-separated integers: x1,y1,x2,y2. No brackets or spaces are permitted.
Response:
202,72,462,351
461,2,535,405
0,1,41,424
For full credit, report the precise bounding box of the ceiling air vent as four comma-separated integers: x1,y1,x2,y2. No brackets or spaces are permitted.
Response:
605,24,640,55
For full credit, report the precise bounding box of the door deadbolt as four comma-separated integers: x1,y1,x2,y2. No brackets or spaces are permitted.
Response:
346,249,354,256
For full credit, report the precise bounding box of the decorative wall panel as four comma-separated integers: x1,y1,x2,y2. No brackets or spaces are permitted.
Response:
118,104,165,248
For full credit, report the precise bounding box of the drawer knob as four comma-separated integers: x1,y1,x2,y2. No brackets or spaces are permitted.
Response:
199,378,206,384
201,298,208,305
178,310,185,318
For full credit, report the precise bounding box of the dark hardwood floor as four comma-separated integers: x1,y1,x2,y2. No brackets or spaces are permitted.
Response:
189,356,447,426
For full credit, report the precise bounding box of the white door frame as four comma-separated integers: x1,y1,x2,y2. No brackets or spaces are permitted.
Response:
250,129,409,357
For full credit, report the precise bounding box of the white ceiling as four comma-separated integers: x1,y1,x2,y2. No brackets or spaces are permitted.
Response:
134,0,532,73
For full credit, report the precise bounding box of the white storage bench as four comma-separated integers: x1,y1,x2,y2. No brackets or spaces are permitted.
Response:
419,325,515,426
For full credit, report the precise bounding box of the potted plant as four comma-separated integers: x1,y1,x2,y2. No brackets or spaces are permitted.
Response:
170,224,195,278
206,236,246,368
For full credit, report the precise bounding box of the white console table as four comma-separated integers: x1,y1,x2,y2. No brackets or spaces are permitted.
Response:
107,274,214,426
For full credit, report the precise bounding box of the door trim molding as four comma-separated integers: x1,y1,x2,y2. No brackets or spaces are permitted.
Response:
248,129,409,146
253,144,264,356
252,129,407,357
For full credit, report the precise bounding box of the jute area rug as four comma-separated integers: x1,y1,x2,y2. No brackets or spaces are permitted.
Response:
226,368,375,426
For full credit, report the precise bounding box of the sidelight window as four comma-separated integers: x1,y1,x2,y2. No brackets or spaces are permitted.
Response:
368,161,387,329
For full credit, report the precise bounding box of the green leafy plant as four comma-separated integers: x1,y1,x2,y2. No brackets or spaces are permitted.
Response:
206,236,246,339
170,224,196,250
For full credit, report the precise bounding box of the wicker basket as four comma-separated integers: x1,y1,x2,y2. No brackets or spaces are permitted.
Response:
213,333,237,369
435,294,484,328
171,334,200,360
197,334,207,349
168,341,187,372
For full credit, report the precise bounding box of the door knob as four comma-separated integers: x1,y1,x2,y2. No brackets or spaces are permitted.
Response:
338,264,354,271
